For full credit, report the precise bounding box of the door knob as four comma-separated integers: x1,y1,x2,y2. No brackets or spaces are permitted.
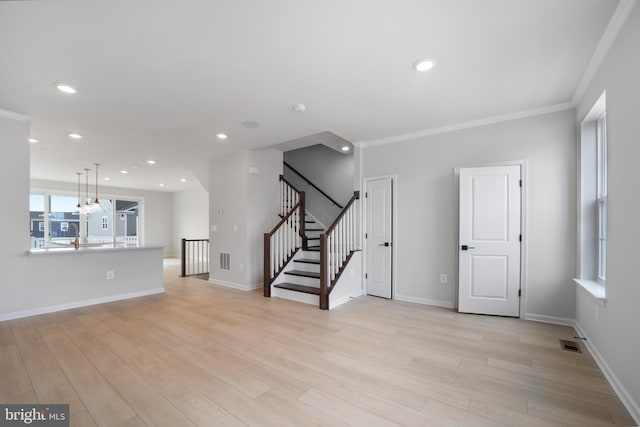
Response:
379,242,390,247
461,245,476,250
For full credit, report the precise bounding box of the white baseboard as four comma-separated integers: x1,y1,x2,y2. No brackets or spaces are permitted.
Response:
394,294,455,309
574,322,640,424
524,313,575,327
0,288,165,322
330,290,364,310
208,279,261,291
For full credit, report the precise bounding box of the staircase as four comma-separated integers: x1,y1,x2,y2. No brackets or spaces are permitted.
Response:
264,175,360,309
273,215,324,298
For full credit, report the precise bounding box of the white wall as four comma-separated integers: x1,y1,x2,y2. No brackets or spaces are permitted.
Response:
0,112,30,315
172,184,209,258
2,248,164,321
31,179,174,256
0,111,164,320
247,149,283,287
209,150,249,287
575,3,640,421
362,109,577,320
209,149,282,290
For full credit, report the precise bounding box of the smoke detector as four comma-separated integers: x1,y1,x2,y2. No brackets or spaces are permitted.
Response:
293,104,306,113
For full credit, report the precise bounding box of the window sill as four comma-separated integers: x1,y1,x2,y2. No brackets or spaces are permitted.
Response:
573,278,606,306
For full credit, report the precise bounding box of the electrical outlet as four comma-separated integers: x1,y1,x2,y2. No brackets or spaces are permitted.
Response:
239,263,244,271
440,274,448,284
106,270,115,280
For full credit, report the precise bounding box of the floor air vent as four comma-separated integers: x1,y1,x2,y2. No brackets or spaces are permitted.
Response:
219,252,231,271
559,339,582,353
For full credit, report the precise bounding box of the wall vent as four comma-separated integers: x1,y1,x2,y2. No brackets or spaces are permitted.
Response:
559,339,582,353
219,252,231,271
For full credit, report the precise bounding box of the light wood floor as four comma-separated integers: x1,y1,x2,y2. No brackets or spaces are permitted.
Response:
1,263,634,427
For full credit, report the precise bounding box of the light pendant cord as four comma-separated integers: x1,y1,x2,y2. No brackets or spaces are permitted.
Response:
93,163,100,205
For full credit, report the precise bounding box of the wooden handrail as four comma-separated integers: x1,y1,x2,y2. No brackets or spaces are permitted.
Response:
279,174,301,194
266,200,302,237
284,162,344,209
325,191,359,235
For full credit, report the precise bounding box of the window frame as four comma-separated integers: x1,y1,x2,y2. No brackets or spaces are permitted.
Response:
30,188,144,247
596,113,607,284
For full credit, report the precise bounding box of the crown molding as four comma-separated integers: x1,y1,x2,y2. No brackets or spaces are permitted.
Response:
362,102,574,148
571,0,637,105
0,109,30,121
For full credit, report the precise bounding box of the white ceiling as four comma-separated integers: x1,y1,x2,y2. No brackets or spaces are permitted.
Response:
0,0,619,192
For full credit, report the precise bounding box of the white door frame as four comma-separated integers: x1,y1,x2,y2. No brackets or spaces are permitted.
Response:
362,175,398,299
454,160,528,318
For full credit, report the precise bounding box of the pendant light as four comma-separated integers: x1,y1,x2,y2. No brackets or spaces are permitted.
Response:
92,163,102,211
84,168,91,213
75,172,83,213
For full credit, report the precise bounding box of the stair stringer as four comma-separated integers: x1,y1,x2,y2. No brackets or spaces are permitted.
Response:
328,251,364,310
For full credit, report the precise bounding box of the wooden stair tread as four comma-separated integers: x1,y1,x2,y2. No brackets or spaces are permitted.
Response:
306,237,320,241
305,246,320,252
274,283,320,295
285,270,320,279
306,228,323,231
294,258,320,264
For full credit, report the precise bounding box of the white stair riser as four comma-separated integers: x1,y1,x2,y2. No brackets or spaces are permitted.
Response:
301,250,320,261
292,262,320,273
272,287,319,306
283,275,320,287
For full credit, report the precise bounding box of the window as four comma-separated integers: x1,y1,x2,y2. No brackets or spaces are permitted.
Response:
596,113,607,282
576,91,607,300
29,190,143,247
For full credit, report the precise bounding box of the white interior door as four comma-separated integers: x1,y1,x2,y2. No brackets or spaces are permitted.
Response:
366,178,392,298
458,165,521,316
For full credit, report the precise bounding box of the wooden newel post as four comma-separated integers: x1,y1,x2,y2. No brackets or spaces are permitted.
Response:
319,234,328,309
263,233,271,297
180,238,186,277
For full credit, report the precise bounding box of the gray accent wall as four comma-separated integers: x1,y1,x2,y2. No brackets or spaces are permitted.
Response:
284,144,354,227
362,109,577,319
575,2,640,418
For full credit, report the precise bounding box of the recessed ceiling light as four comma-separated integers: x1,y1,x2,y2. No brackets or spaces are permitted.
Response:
29,138,39,143
341,146,350,152
104,177,111,181
180,178,187,182
216,133,228,140
293,104,306,112
55,83,77,94
146,160,156,164
413,58,436,72
120,170,128,174
68,133,82,139
159,183,165,187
